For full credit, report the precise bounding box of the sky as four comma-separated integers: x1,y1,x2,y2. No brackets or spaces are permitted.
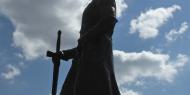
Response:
0,0,190,95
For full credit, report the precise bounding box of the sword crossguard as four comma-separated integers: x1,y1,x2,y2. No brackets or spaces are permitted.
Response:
46,50,54,57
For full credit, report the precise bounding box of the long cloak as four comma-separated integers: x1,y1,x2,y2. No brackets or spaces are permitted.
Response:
60,0,120,95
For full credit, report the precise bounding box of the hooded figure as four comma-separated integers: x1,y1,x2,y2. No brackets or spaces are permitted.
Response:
53,0,121,95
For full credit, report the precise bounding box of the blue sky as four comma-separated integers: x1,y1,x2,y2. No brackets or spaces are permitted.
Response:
0,0,190,95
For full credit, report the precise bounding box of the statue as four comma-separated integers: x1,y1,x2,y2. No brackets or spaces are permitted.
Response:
48,0,121,95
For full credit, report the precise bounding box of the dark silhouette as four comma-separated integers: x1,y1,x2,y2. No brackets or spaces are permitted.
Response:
46,30,62,95
48,0,121,95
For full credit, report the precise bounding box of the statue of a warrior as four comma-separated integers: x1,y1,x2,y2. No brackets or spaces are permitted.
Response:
52,0,121,95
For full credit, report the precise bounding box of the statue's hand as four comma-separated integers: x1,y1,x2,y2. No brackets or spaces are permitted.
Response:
52,52,60,64
52,51,68,64
59,51,69,61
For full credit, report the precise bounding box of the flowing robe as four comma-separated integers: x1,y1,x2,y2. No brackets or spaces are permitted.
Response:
60,0,120,95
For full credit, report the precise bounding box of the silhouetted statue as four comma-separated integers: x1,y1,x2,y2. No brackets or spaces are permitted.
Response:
52,0,121,95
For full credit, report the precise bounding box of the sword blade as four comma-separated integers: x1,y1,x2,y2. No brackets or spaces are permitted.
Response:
52,61,60,95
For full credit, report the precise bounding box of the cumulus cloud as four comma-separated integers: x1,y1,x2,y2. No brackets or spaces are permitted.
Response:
0,0,127,60
113,50,189,86
0,0,84,60
130,5,181,39
120,88,139,95
116,0,128,17
165,22,189,42
1,64,21,80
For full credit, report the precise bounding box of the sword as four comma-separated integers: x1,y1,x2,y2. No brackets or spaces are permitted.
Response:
46,30,62,95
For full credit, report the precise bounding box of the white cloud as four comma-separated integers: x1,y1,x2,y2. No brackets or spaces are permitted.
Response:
165,22,189,42
130,5,181,39
0,0,127,60
120,89,140,95
13,31,49,60
113,50,189,86
116,0,128,17
1,64,21,80
0,0,84,60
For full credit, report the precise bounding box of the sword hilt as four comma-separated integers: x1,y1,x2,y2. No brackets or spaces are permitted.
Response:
56,30,61,52
46,30,62,57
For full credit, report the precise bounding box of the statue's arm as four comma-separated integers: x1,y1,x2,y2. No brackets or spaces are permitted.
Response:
60,47,78,60
79,2,117,43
